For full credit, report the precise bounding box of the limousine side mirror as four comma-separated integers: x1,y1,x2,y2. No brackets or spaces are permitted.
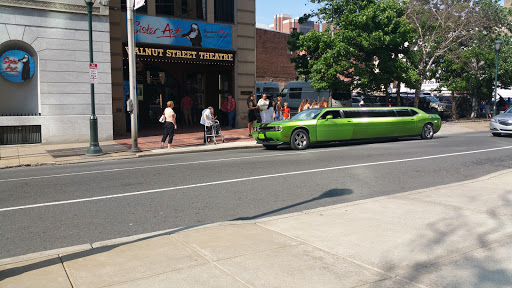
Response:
326,115,333,120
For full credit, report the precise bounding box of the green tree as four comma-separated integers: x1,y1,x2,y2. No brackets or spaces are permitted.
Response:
289,0,417,105
434,0,512,118
405,0,488,108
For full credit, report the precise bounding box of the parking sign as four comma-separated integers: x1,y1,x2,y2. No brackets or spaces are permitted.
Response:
89,63,98,84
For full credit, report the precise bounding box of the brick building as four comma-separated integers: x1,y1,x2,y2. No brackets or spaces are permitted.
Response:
269,14,319,34
256,28,297,89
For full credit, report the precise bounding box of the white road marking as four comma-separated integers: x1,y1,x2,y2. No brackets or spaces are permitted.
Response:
1,145,511,212
0,146,349,182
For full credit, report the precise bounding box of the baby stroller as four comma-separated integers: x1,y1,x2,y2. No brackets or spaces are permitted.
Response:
205,119,225,144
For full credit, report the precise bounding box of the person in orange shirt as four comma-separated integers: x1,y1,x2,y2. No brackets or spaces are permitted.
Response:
282,102,291,120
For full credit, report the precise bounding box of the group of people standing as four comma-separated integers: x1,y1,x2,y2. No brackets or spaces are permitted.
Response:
298,97,327,113
246,93,291,136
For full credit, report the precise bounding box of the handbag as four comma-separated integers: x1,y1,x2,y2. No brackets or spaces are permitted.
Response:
159,114,165,123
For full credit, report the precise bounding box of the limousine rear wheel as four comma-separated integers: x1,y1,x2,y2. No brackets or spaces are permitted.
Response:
291,129,310,150
421,123,434,139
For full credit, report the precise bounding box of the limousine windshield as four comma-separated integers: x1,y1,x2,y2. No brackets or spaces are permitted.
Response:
292,109,323,120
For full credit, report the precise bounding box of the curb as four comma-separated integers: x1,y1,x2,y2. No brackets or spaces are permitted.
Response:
135,141,260,158
2,168,511,266
0,141,260,169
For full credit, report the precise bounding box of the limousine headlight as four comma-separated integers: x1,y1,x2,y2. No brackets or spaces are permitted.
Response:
269,126,282,132
253,126,260,132
490,118,497,123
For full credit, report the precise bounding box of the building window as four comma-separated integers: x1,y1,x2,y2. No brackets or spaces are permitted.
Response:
156,0,206,20
214,0,234,23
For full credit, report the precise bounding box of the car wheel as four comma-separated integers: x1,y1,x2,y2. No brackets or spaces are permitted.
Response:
421,123,434,139
290,129,310,150
263,144,278,150
492,132,501,137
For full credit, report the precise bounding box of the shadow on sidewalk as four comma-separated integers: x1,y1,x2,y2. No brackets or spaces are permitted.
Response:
0,188,351,281
368,189,512,288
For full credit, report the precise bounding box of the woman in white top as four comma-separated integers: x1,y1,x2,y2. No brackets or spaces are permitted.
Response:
161,101,177,149
257,93,270,123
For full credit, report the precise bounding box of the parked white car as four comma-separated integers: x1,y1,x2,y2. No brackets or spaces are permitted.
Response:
490,107,512,136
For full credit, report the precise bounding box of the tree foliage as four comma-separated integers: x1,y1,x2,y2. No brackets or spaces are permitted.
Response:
434,0,512,118
289,0,417,104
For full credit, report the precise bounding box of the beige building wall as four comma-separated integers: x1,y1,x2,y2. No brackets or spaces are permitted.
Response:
235,0,256,126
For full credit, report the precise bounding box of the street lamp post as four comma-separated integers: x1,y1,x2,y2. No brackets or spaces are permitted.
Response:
493,40,503,117
85,0,103,155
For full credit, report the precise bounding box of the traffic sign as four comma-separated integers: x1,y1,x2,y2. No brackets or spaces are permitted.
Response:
89,63,98,84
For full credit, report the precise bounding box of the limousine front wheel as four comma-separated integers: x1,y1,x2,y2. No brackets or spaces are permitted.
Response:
421,123,434,139
291,129,310,150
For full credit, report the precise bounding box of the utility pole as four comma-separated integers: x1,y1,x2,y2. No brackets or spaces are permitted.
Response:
127,0,141,152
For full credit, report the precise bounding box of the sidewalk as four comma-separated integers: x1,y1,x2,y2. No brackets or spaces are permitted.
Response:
0,121,490,169
0,127,258,169
1,168,511,287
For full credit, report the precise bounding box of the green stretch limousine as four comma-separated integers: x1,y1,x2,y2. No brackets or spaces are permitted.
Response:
252,107,442,150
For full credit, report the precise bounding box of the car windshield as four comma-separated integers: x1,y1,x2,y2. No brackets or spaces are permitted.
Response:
292,109,322,120
426,96,441,103
505,107,512,114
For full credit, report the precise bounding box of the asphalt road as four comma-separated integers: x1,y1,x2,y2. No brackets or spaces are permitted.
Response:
1,131,512,259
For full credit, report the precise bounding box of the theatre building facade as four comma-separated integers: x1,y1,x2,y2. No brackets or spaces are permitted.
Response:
109,0,256,134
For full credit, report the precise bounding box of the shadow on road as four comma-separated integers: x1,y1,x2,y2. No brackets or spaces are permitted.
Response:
231,188,353,221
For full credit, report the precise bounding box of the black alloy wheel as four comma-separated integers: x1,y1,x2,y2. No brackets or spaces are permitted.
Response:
290,129,310,150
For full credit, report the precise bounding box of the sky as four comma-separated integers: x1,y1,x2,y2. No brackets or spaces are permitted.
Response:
256,0,506,27
256,0,320,26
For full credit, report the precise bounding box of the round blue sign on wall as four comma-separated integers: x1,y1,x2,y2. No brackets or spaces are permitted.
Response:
1,50,35,83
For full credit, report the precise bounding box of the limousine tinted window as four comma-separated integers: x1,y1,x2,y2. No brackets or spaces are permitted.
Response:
319,110,342,119
342,109,396,118
395,109,412,117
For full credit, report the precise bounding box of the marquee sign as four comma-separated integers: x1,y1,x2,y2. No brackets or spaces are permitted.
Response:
124,46,235,64
134,15,232,50
1,50,35,83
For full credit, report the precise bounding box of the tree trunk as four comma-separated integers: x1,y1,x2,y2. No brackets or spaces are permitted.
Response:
450,90,457,121
414,77,424,108
470,94,479,118
396,82,401,107
414,88,421,108
385,89,390,107
328,88,333,107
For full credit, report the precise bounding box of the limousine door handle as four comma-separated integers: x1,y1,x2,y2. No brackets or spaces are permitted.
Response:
347,120,352,122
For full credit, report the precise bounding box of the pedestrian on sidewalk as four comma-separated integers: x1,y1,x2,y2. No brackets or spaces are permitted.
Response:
282,102,290,120
181,94,193,127
161,101,177,149
247,94,258,136
319,97,327,108
200,106,214,144
485,100,491,119
227,94,236,129
274,96,283,121
219,97,228,127
257,93,270,123
267,96,274,123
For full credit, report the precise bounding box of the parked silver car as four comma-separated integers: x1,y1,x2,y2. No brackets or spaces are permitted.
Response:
490,107,512,136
